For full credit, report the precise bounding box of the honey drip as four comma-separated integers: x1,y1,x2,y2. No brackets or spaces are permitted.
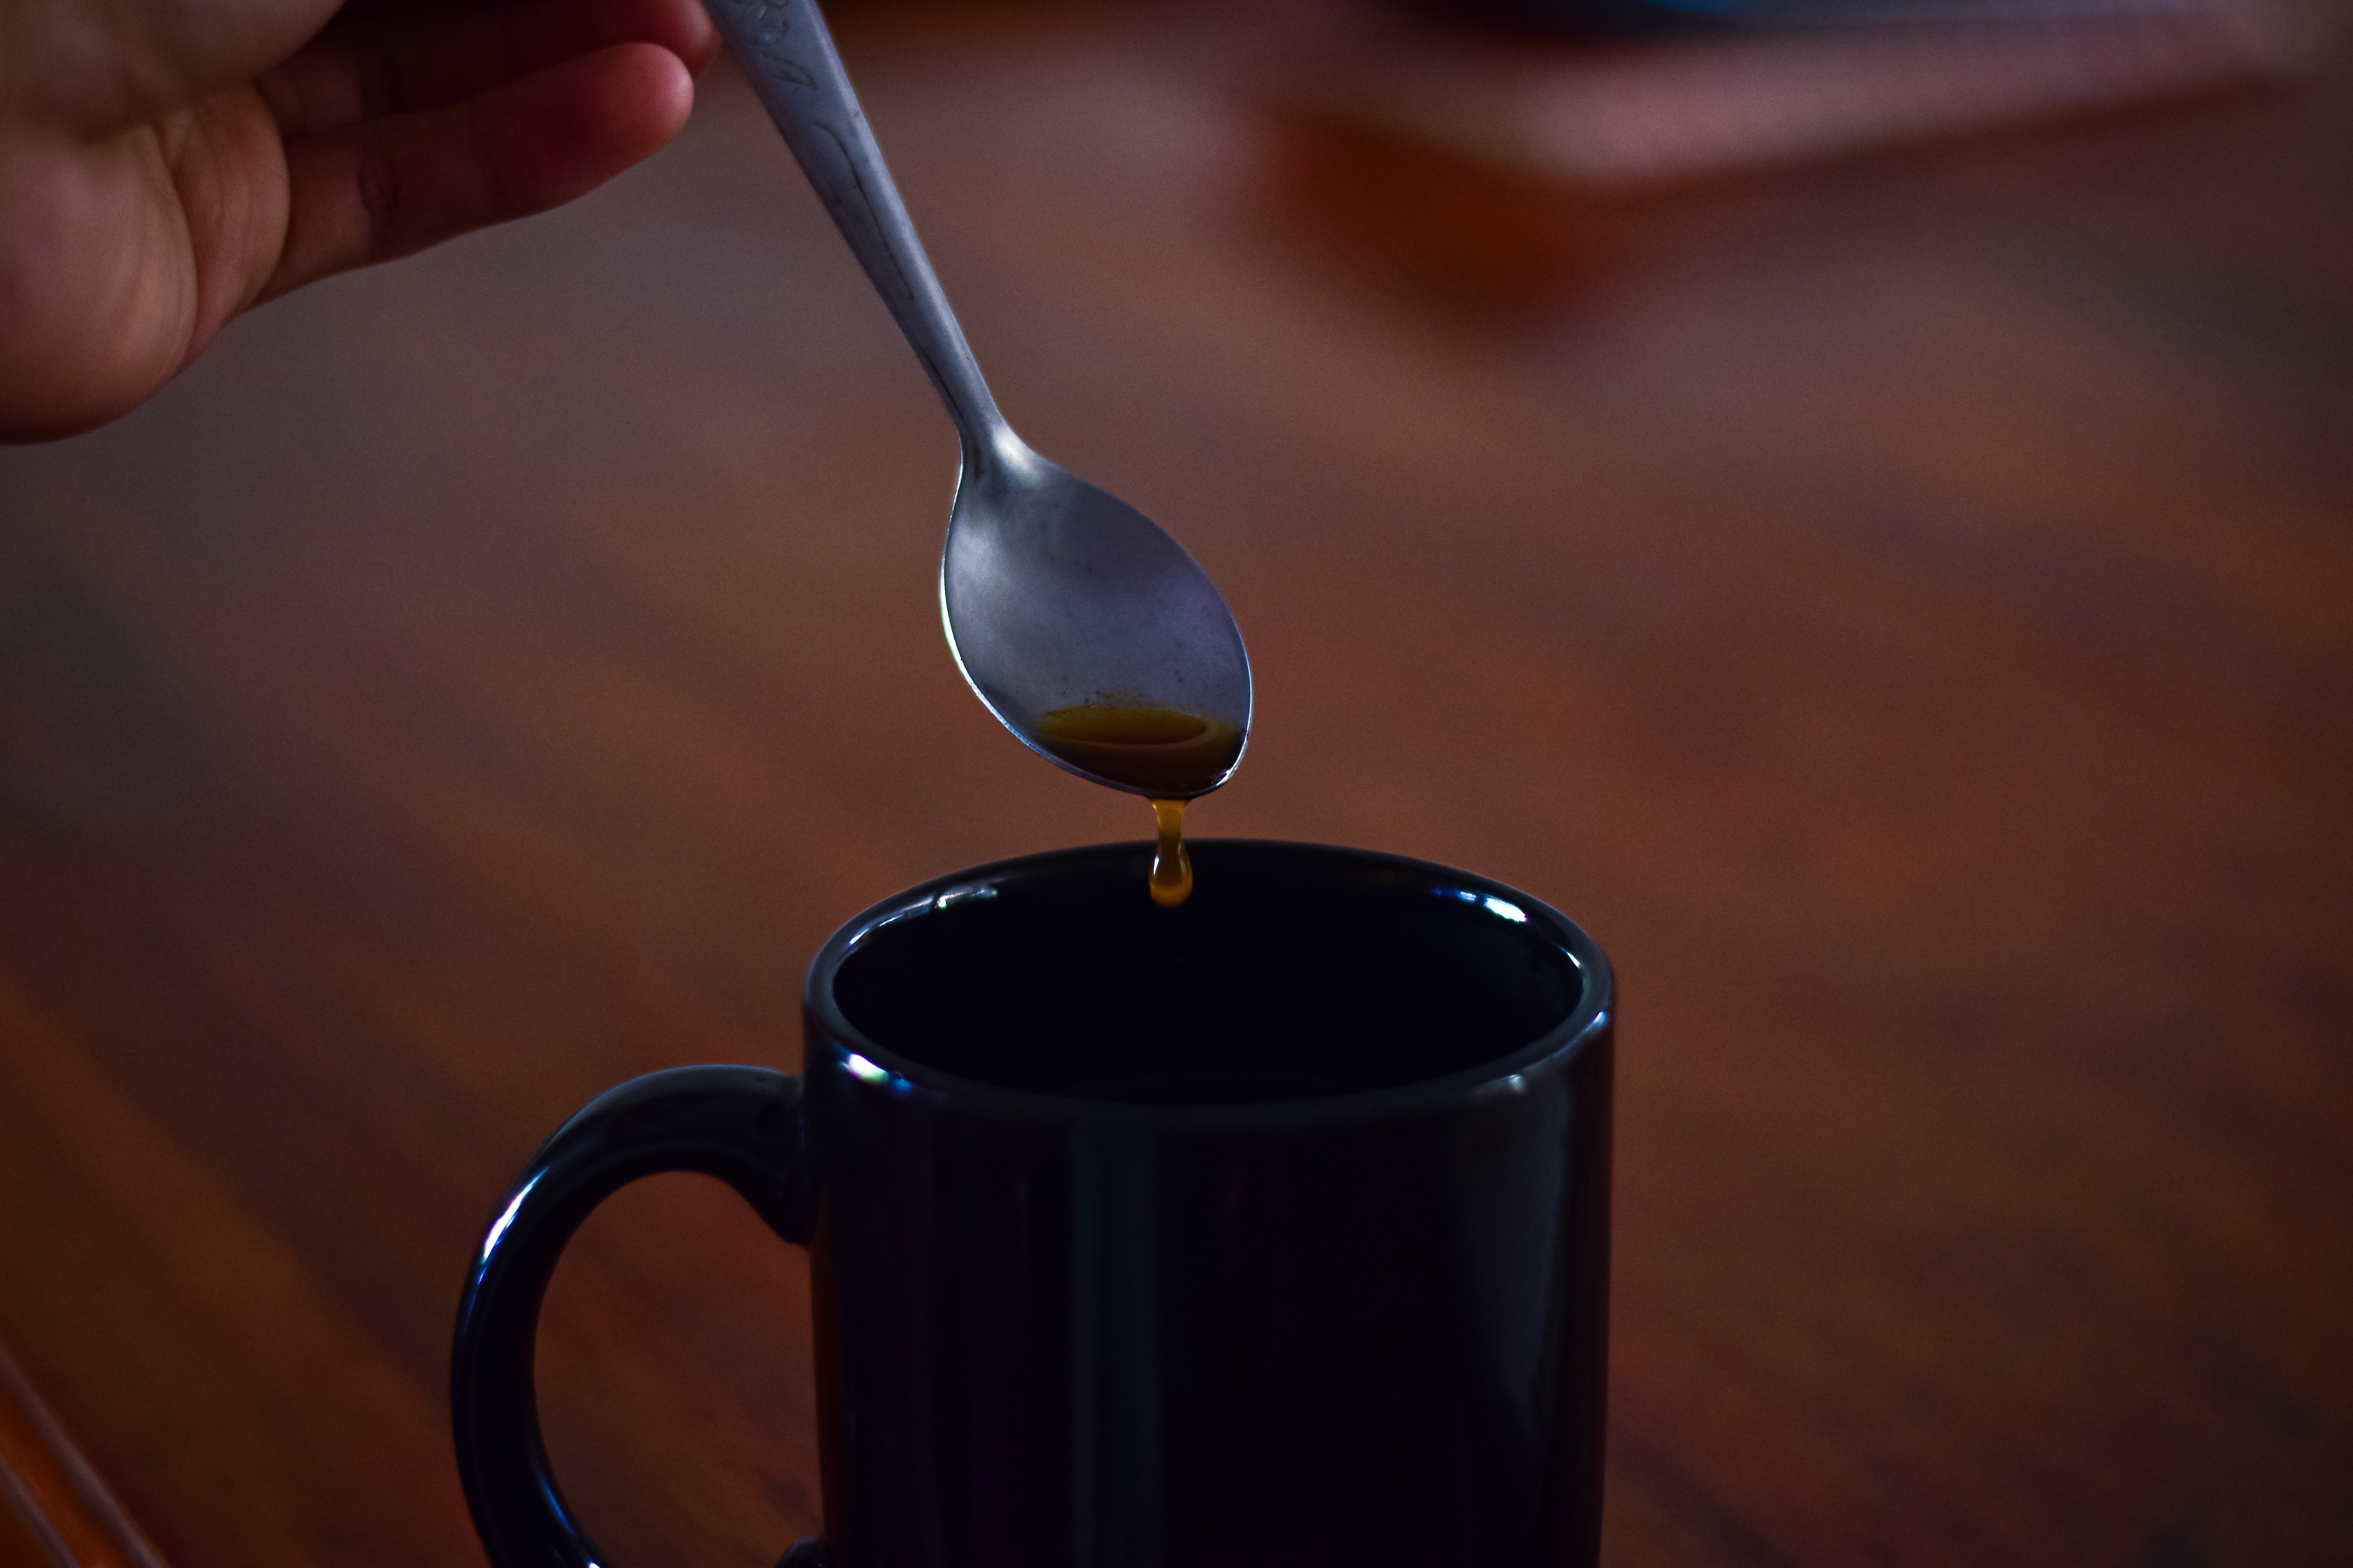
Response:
1033,701,1233,907
1148,798,1192,908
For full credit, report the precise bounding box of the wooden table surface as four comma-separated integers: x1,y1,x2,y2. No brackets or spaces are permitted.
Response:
3,5,2349,1564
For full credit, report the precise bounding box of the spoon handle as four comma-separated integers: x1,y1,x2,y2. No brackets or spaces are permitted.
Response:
703,0,1015,464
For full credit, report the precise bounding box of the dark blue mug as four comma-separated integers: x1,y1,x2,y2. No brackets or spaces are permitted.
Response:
452,839,1615,1567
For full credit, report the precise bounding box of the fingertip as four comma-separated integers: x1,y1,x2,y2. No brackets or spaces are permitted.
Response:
572,0,720,84
482,42,697,214
661,0,724,78
268,42,701,300
595,40,700,162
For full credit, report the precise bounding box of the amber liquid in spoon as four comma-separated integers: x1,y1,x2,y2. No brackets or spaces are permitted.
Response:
1032,703,1242,908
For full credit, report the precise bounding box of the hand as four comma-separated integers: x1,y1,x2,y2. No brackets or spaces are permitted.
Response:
0,0,720,441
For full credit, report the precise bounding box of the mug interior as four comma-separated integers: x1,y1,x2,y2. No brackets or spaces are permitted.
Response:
826,841,1594,1106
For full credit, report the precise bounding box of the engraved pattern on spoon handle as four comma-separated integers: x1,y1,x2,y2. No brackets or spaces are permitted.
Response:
702,0,1011,459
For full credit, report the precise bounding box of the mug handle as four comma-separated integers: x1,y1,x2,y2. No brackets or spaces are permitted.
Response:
451,1065,819,1568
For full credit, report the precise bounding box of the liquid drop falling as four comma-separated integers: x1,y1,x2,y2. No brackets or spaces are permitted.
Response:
1149,798,1192,908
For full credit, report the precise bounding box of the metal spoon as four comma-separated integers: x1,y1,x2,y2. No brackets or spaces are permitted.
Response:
702,0,1252,798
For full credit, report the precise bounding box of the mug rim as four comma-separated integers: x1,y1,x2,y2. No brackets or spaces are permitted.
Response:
802,838,1613,1127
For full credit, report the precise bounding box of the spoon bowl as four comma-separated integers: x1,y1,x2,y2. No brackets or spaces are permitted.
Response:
944,440,1250,796
706,0,1251,797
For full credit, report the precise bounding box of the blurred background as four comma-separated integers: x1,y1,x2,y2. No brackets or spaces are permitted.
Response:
2,0,2349,1564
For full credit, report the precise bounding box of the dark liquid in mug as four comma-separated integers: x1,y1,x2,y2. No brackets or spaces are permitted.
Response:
1033,703,1241,908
